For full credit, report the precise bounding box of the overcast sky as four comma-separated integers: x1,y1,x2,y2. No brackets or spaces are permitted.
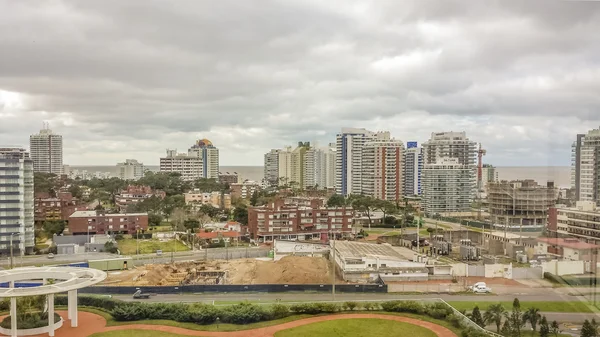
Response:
1,1,599,166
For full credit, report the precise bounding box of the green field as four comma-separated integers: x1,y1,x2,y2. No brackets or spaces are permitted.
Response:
274,319,437,337
447,301,598,313
116,238,189,255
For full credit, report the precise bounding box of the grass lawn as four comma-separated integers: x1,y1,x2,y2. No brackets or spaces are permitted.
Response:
77,307,461,335
448,301,598,313
274,318,437,337
116,238,189,255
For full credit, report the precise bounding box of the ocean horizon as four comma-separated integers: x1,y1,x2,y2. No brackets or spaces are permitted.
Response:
66,165,572,188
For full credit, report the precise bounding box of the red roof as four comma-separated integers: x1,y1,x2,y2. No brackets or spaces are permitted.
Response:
197,231,241,239
537,238,599,250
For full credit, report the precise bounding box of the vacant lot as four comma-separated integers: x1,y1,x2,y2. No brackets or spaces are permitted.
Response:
117,238,189,255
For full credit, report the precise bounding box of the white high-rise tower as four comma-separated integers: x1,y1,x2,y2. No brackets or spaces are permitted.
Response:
29,124,63,175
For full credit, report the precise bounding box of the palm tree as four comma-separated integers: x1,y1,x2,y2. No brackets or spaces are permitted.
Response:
483,303,506,333
523,307,542,333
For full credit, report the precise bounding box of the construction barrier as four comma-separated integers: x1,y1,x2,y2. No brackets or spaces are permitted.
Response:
80,283,387,294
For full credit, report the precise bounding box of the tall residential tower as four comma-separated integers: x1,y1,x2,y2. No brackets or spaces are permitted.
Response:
361,139,404,201
421,132,477,215
29,126,63,175
572,127,600,203
0,147,34,254
403,142,423,196
335,128,390,196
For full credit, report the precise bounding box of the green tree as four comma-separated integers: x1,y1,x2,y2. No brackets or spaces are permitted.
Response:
68,184,83,199
233,205,248,225
592,319,599,337
581,320,596,337
200,204,219,218
505,298,524,337
183,219,200,232
162,195,186,221
327,194,346,207
42,220,66,237
469,306,485,327
550,320,560,337
484,303,507,333
34,172,58,195
523,307,541,333
250,190,259,206
501,320,512,336
351,195,377,229
148,213,163,227
539,316,550,337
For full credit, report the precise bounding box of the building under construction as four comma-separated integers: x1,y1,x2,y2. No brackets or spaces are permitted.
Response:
488,180,558,232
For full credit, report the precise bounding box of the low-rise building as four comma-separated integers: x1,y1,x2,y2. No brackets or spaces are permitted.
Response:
68,210,148,235
331,241,428,283
535,237,599,261
34,192,88,223
548,201,600,245
115,185,166,212
184,190,231,209
248,198,354,242
196,231,241,244
230,181,261,200
218,173,239,185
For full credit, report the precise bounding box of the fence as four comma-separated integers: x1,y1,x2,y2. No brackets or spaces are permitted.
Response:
80,283,387,294
438,298,503,337
387,283,466,293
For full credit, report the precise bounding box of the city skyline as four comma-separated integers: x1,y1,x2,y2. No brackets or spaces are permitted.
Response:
2,2,600,166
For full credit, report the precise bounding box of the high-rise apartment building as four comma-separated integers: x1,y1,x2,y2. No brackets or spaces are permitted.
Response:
335,128,390,196
572,127,600,202
361,139,404,201
277,146,293,186
160,139,219,181
188,139,219,179
29,126,63,175
403,142,423,196
0,147,34,255
160,149,203,181
290,142,310,188
422,132,477,215
116,159,145,180
324,143,336,189
263,149,280,187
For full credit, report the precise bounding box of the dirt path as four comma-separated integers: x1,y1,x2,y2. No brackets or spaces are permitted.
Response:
20,311,458,337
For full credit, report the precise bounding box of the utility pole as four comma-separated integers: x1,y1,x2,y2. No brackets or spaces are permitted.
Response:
331,238,336,300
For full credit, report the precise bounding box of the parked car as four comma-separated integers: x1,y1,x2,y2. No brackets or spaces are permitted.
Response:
472,285,492,293
47,253,54,259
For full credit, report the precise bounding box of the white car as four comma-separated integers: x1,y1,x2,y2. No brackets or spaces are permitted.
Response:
472,285,492,293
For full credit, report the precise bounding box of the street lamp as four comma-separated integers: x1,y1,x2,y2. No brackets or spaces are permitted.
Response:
136,225,140,256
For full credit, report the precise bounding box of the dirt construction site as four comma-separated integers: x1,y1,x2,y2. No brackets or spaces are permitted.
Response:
100,256,337,286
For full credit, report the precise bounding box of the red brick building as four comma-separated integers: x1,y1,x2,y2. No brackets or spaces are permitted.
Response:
34,191,88,223
115,185,166,212
248,198,354,242
67,210,148,235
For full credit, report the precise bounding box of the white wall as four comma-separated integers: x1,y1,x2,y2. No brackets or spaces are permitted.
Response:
541,260,585,276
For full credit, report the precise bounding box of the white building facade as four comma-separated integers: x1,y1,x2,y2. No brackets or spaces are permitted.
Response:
422,132,477,215
0,147,35,255
335,128,390,196
263,149,280,187
116,159,145,180
160,149,203,181
361,139,404,201
572,127,600,202
29,127,63,175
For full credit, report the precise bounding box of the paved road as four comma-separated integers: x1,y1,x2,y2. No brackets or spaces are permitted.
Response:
0,247,270,268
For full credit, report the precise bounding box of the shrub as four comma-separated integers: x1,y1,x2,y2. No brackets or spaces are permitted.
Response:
1,313,62,329
55,295,120,311
381,300,424,314
362,302,374,311
183,304,219,324
425,302,453,319
289,302,338,315
219,302,269,324
447,313,464,328
461,327,489,337
111,303,148,321
269,304,290,320
343,302,358,311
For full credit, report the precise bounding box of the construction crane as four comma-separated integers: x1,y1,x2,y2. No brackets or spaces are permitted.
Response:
476,143,487,220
